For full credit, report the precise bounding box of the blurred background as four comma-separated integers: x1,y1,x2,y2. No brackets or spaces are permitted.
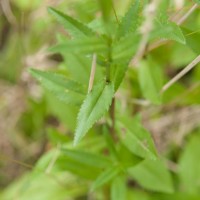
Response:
0,0,200,199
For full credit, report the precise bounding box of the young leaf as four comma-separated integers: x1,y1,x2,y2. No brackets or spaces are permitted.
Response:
61,148,112,169
50,37,107,55
117,0,140,38
29,69,85,105
48,7,94,38
138,58,163,104
91,166,121,191
128,159,174,193
74,82,114,145
178,134,200,193
111,176,126,200
151,17,186,44
116,115,157,160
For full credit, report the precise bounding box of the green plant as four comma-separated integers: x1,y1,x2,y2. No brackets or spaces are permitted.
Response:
1,0,200,200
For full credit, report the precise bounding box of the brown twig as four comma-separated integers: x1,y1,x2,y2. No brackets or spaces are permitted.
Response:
176,3,198,25
88,54,97,93
161,55,200,93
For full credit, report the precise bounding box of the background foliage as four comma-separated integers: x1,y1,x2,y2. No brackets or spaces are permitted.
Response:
0,0,200,199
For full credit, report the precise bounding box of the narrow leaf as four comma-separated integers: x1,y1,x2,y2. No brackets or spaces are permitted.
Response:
117,0,140,38
50,37,107,55
91,166,121,191
117,115,157,160
29,69,85,105
129,159,174,193
48,7,94,38
74,82,114,145
61,148,111,168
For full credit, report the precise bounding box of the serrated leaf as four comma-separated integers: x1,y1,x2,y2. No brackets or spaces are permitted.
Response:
117,0,140,38
50,37,107,55
178,134,200,193
48,7,94,38
74,82,114,145
61,148,112,168
151,17,186,44
117,115,157,160
91,166,121,191
112,33,140,63
128,159,174,193
111,176,126,200
138,58,163,104
29,69,85,105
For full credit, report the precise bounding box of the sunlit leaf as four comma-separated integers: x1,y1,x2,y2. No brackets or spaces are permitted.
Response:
74,82,114,145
